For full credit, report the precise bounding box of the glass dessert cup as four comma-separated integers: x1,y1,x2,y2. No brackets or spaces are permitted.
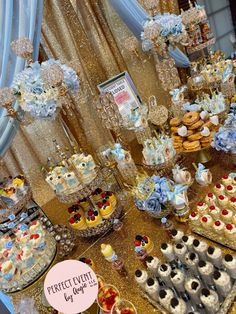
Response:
111,299,137,314
97,284,120,314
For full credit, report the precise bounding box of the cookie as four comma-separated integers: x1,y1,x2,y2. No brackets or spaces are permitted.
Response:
183,140,201,150
188,119,204,130
182,112,200,126
170,117,181,127
188,132,203,141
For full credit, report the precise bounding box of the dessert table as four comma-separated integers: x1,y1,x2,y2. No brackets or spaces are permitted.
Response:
9,148,236,313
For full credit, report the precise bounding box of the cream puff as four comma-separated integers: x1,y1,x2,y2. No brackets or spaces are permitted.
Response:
226,185,236,196
189,211,200,222
208,205,220,220
224,223,236,241
229,197,236,210
221,174,232,186
196,201,208,213
205,192,217,205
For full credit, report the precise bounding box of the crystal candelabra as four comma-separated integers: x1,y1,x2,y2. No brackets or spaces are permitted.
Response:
96,93,129,149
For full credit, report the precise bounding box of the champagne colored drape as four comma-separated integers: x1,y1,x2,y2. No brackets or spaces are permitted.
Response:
3,0,180,206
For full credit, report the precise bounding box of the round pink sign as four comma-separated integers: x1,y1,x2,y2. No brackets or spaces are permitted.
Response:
44,260,98,314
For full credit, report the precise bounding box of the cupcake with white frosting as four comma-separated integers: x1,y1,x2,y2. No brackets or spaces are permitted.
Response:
146,256,160,276
200,215,213,229
229,197,236,210
220,209,233,223
161,243,175,262
158,289,174,311
226,185,236,196
223,254,236,279
213,183,225,195
170,229,184,243
208,205,220,220
198,260,214,286
224,223,236,241
213,220,225,234
135,269,148,289
218,194,229,207
157,263,172,287
193,239,208,260
200,288,220,313
169,297,187,314
196,201,208,213
213,270,232,298
174,243,187,264
145,277,159,301
185,252,200,277
207,246,222,269
221,174,232,186
205,192,217,205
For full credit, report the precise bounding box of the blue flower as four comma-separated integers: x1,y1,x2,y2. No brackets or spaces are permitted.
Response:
5,241,13,249
143,192,161,214
7,222,15,229
134,199,144,210
20,212,28,220
20,223,28,231
8,214,15,221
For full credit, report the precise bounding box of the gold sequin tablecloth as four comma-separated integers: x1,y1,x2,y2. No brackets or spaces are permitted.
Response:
11,149,236,313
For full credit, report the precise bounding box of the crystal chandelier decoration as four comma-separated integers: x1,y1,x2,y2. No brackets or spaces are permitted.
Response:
141,15,189,91
5,38,80,121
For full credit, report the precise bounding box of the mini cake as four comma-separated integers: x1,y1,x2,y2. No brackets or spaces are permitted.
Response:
196,201,208,213
226,185,236,196
135,235,153,254
213,270,232,298
200,289,220,313
220,209,233,223
63,172,79,190
169,297,187,314
29,233,46,251
85,210,102,228
170,269,185,292
213,220,225,234
213,183,225,195
193,239,208,260
145,278,159,301
232,176,236,186
29,220,44,235
135,269,148,288
184,252,199,276
205,192,216,205
78,198,90,211
68,204,82,215
101,191,117,207
229,197,236,210
92,188,103,202
161,243,175,262
224,223,236,240
218,194,229,207
101,244,117,262
223,254,236,279
208,205,220,220
69,213,87,230
182,235,194,251
189,211,199,222
146,256,160,275
221,175,232,186
97,200,115,219
158,289,174,311
157,264,172,286
16,248,34,267
185,278,202,305
79,257,95,271
200,215,213,229
170,229,184,243
207,246,222,269
0,260,17,281
198,260,214,286
174,243,187,263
